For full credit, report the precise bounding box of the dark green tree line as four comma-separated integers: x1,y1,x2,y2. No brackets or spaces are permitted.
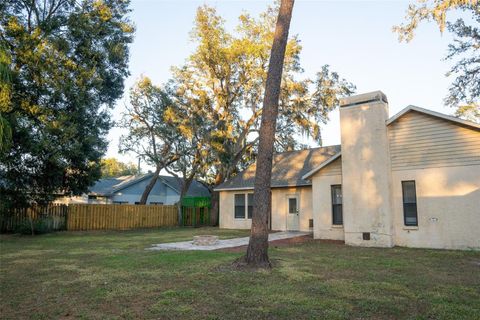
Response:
0,0,134,206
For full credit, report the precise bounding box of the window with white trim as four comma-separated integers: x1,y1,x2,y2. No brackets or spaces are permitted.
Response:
234,193,254,219
402,181,418,226
331,185,343,225
234,194,246,219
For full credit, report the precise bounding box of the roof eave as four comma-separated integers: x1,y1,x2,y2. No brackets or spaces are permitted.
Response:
214,183,312,192
302,152,342,180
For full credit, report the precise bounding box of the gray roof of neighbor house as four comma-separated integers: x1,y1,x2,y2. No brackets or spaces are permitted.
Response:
215,145,341,191
89,174,210,197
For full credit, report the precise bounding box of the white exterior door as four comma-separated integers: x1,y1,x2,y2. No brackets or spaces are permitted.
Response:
286,195,299,231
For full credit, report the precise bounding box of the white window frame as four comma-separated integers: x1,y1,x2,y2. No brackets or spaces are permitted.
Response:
233,192,254,220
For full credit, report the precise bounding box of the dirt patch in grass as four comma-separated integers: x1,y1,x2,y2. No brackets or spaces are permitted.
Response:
219,235,343,253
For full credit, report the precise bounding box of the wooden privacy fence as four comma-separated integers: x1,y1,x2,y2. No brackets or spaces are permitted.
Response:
67,204,178,231
181,197,211,227
0,204,67,233
1,204,178,233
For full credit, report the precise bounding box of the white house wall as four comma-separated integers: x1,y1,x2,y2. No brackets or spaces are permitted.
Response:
391,160,480,250
339,93,395,247
388,108,480,249
311,158,344,241
219,187,313,231
271,187,312,231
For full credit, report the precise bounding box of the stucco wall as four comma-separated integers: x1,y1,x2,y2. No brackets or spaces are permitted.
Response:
392,165,480,250
271,187,312,231
219,190,253,229
311,168,344,241
219,187,312,231
339,92,395,247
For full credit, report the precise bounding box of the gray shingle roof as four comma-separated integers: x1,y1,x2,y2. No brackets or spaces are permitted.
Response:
89,175,147,195
215,145,341,190
159,176,211,197
89,174,210,197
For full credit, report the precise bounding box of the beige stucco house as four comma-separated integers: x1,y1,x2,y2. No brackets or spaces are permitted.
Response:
215,91,480,250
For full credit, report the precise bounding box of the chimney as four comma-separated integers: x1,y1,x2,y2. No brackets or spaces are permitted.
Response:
339,91,394,247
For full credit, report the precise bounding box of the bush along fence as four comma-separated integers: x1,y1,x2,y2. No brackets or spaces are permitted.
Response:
0,204,68,234
181,197,211,227
0,203,183,234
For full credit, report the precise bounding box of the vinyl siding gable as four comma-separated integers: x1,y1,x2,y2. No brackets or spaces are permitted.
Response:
388,110,480,171
315,157,342,176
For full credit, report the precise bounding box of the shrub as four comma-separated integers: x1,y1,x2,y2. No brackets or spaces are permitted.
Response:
13,216,55,235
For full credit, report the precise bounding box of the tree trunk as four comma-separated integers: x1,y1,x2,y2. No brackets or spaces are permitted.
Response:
139,165,161,204
245,0,295,268
178,178,194,226
177,200,183,226
210,190,219,226
210,172,224,226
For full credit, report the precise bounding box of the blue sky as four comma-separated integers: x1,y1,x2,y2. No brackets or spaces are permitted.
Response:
107,0,464,168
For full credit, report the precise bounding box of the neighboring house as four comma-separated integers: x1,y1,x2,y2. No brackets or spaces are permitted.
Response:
215,91,480,250
59,174,210,205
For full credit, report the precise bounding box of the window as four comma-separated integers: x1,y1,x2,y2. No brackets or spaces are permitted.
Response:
402,181,418,226
113,201,128,204
331,185,343,225
288,197,297,214
234,194,246,219
149,202,164,205
234,193,253,219
247,194,254,219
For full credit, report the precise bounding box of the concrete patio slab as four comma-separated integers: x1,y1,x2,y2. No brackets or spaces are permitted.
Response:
147,231,311,251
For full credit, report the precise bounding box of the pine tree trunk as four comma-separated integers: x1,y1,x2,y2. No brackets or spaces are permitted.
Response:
139,166,161,204
245,0,295,268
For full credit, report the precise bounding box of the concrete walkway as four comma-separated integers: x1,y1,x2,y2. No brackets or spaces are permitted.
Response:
147,231,311,251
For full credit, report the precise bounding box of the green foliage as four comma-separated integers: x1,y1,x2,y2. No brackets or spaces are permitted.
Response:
393,0,478,42
119,77,180,169
395,1,479,120
444,4,480,119
0,0,134,205
100,158,139,178
0,45,12,155
170,4,355,184
0,115,11,155
455,104,480,123
12,216,55,235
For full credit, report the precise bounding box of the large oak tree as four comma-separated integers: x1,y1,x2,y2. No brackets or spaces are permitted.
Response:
0,0,134,206
171,4,355,218
119,77,180,204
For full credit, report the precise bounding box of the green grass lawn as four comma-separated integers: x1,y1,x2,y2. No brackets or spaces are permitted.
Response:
1,227,479,320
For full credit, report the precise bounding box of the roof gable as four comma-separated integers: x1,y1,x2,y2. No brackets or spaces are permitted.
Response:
387,105,480,131
302,152,341,180
89,175,210,197
215,145,341,191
